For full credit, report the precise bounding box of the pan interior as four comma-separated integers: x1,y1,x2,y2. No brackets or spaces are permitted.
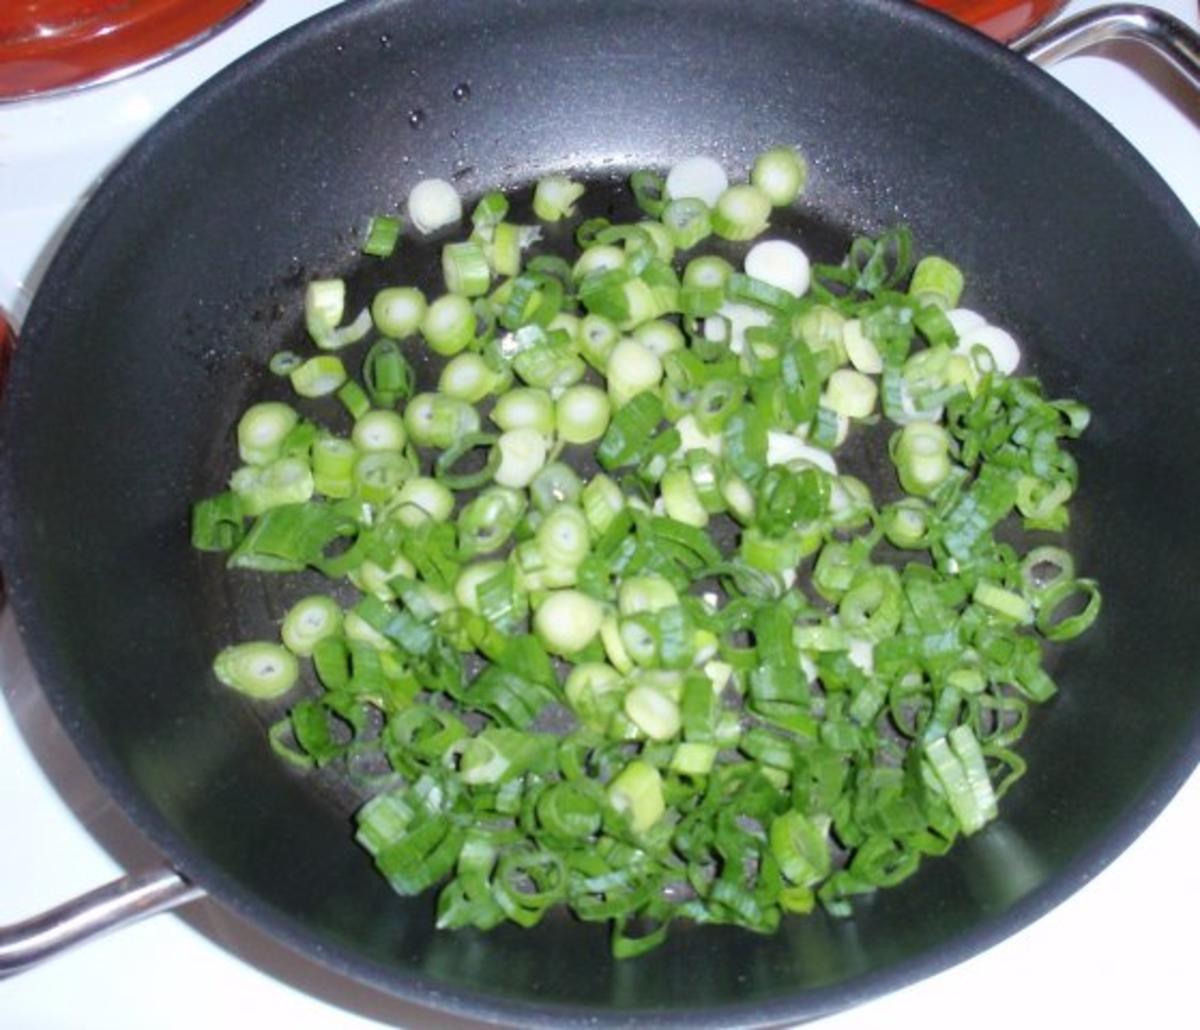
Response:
2,0,1199,1024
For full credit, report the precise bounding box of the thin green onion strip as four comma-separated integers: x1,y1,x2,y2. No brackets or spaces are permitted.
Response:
193,146,1099,960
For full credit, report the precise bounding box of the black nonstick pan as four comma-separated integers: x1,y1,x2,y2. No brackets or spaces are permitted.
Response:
2,1,1199,1026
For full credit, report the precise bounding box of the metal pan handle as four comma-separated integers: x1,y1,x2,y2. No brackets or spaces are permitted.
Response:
0,868,203,976
1014,3,1200,86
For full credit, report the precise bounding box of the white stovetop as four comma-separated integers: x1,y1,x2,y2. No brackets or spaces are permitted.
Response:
2,2,1198,1027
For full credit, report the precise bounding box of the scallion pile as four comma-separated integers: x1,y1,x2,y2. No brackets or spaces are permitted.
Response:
192,146,1098,957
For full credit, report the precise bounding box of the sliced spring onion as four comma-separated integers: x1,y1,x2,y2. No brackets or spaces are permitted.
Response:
606,338,664,408
405,393,480,449
909,255,964,310
213,641,299,699
661,198,712,251
238,402,299,467
290,356,347,398
712,185,771,242
534,589,604,655
408,178,462,235
824,369,878,419
665,155,728,207
196,159,1097,961
305,279,372,350
555,384,612,445
391,476,454,527
312,436,356,498
422,293,476,355
533,175,585,221
442,241,491,297
440,352,503,403
491,387,555,437
372,286,428,339
744,239,811,297
607,759,664,832
363,215,402,258
269,351,302,376
352,410,408,452
281,596,344,656
494,428,548,488
751,146,808,207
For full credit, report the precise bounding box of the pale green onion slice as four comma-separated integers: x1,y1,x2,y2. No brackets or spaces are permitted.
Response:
607,759,665,832
312,436,357,498
404,393,480,449
371,286,427,338
535,505,591,568
665,155,728,207
422,293,476,355
843,319,883,374
633,319,685,357
391,476,454,527
490,222,542,277
304,279,344,342
362,214,402,258
606,338,663,407
555,385,611,445
455,560,507,612
573,244,626,281
408,178,462,234
237,402,299,466
744,239,810,297
268,351,302,376
440,352,502,402
533,175,585,221
304,279,372,350
442,241,491,297
661,198,712,250
534,589,603,655
289,355,347,398
231,456,314,516
494,428,548,488
751,146,808,206
893,421,951,496
578,314,621,370
909,255,964,309
491,388,554,437
637,220,675,263
213,641,299,699
618,576,679,616
974,581,1034,624
957,324,1021,376
352,410,408,452
353,451,411,505
712,184,771,241
624,684,681,741
766,431,838,475
281,596,343,657
824,369,878,419
351,552,416,600
660,467,708,528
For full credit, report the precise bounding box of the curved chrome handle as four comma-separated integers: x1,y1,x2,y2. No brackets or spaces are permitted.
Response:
0,867,204,976
1014,3,1200,87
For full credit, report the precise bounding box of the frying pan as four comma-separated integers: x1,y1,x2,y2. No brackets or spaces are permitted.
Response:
2,0,1199,1025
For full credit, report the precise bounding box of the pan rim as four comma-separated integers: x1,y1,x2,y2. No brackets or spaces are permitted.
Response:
2,0,1199,1026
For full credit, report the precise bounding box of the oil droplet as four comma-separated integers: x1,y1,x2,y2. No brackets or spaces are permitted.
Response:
335,43,345,54
451,82,471,102
408,108,426,129
380,33,392,48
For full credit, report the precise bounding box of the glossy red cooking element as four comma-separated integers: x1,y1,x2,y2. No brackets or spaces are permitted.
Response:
920,0,1067,41
0,309,13,402
0,0,254,100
